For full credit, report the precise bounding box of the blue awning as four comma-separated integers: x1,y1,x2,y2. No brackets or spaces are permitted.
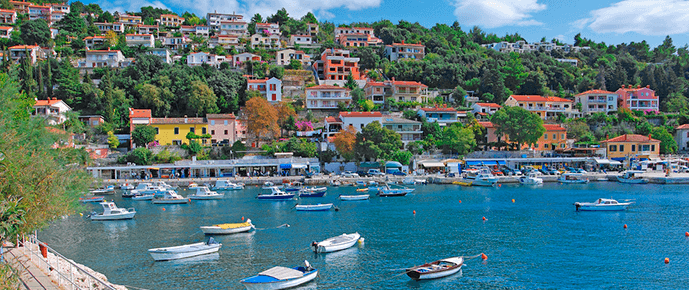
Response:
496,160,506,165
466,160,499,166
359,162,380,168
611,157,625,161
385,161,403,168
279,164,291,169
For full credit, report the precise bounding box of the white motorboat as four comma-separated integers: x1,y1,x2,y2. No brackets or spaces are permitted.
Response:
152,190,190,204
212,180,244,190
261,182,283,190
406,257,464,280
575,198,633,211
311,232,361,253
616,170,648,184
240,261,317,290
151,181,177,190
519,172,543,185
90,185,115,195
90,202,136,221
200,219,255,235
298,187,327,197
295,203,333,211
378,184,414,197
130,183,167,196
120,183,135,190
559,173,589,184
188,186,224,200
339,194,370,201
257,186,295,200
464,168,498,187
148,238,222,261
131,193,155,201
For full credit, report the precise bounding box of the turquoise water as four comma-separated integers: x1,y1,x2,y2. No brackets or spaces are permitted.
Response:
39,183,689,289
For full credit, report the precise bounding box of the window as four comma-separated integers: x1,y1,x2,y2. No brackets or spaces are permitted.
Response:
155,127,159,134
202,127,207,134
211,130,215,135
552,134,556,140
224,120,228,125
609,145,617,152
544,134,548,140
543,144,548,148
174,127,179,134
561,134,565,139
631,145,636,152
224,130,228,135
172,140,181,145
190,127,195,133
210,120,215,125
619,145,624,152
652,145,656,152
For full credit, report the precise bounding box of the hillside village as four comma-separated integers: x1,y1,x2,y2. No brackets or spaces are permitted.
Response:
11,0,689,173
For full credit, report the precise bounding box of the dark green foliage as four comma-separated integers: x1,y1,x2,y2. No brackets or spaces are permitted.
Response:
131,125,156,147
20,19,51,46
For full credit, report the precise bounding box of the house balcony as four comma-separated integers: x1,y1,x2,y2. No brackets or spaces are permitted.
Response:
426,117,458,123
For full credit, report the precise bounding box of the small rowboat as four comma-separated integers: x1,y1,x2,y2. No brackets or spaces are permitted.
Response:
79,196,105,203
298,187,327,197
200,219,255,235
356,188,369,192
311,232,361,253
339,194,370,201
148,238,221,261
295,203,333,211
407,256,464,280
240,261,317,290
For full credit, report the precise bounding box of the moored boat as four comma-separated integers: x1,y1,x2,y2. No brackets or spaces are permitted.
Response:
130,183,167,197
311,232,361,253
463,168,498,187
519,172,543,185
90,202,136,221
298,186,327,197
616,170,648,184
152,190,190,204
406,256,464,281
575,198,632,211
90,185,115,195
188,186,224,200
120,183,135,190
200,219,255,235
212,179,244,190
378,184,414,197
559,173,589,184
295,203,333,211
79,195,105,203
148,238,222,261
257,186,295,200
283,182,302,192
339,194,370,201
131,193,155,201
240,261,317,290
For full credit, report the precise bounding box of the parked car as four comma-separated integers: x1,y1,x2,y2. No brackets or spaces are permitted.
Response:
367,169,385,176
341,171,360,178
392,171,407,176
356,170,369,177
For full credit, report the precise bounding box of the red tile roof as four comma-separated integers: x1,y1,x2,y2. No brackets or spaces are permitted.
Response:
475,103,501,108
0,9,15,13
600,134,660,143
509,95,573,102
543,124,566,131
420,107,457,112
247,79,268,84
339,112,382,118
206,113,236,119
325,116,342,123
9,45,38,50
306,85,351,91
576,89,616,96
34,99,63,106
152,117,205,124
478,121,494,128
126,33,152,36
676,124,689,130
129,109,151,118
391,42,424,47
0,26,13,30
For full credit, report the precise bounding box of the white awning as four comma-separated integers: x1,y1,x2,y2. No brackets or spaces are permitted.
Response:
421,162,445,168
292,164,307,169
594,159,610,165
609,161,622,165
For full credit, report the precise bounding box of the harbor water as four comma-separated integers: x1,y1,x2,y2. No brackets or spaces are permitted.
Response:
39,183,689,289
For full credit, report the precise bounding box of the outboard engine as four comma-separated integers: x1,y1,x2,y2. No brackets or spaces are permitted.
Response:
311,241,318,252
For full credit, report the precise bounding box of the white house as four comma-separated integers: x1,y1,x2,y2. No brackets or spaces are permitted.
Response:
255,22,280,35
125,34,154,47
219,21,248,36
209,34,239,48
80,49,126,68
471,103,502,118
207,12,243,30
676,124,689,152
146,48,172,64
250,33,281,49
418,106,459,126
305,85,351,109
0,26,13,39
32,97,71,125
575,90,618,115
247,77,282,102
187,52,226,67
276,49,310,66
233,52,260,67
83,36,106,49
289,34,312,46
339,111,383,132
94,22,124,33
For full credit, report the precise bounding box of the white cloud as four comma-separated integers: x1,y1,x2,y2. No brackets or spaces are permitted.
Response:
576,0,689,35
317,10,336,20
452,0,546,28
98,0,380,20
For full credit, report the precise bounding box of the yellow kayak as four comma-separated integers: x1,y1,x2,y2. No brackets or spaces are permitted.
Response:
452,181,472,186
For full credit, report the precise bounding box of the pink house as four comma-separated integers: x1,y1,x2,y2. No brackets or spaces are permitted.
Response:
615,84,659,112
207,113,236,144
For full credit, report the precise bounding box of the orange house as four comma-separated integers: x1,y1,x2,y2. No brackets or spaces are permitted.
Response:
313,48,361,81
478,122,567,151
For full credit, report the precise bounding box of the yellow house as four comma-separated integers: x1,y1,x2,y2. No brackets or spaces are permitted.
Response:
600,134,660,160
152,117,209,145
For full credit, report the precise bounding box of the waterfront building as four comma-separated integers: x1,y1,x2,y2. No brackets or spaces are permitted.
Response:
207,113,237,144
339,111,383,132
676,124,689,152
477,122,567,151
246,77,282,102
152,117,209,146
32,97,71,125
600,134,660,160
125,34,154,47
364,78,429,104
575,90,618,115
0,9,16,23
615,85,659,112
417,106,458,126
276,49,310,66
504,95,581,120
312,49,361,83
128,108,152,147
305,85,351,109
384,41,425,61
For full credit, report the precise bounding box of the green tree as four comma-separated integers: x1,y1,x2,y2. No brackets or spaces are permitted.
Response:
405,141,424,155
188,80,219,116
490,106,545,149
267,8,290,26
20,19,51,46
287,59,302,70
107,131,120,148
651,127,677,154
391,150,413,165
302,12,317,23
127,147,153,165
344,72,358,90
56,11,87,34
131,125,156,148
662,92,689,112
502,52,528,91
354,122,403,161
437,125,476,155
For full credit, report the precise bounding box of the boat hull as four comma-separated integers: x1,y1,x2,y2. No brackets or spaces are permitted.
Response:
256,194,295,200
296,204,333,211
189,194,224,200
470,179,498,187
152,198,190,204
241,270,317,290
148,243,221,261
340,194,370,201
407,266,462,280
90,212,135,221
315,233,360,253
616,176,647,184
201,225,254,235
576,204,629,211
131,195,154,201
80,196,105,203
519,177,543,185
299,191,326,197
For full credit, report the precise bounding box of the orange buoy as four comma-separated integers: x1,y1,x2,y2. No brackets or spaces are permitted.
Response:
481,253,488,260
511,199,515,203
498,184,502,187
162,208,166,211
459,200,462,203
685,232,689,237
665,257,670,264
242,216,245,221
413,210,416,215
482,216,486,221
624,224,627,229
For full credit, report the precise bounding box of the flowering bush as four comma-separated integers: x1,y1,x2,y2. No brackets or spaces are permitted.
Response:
643,109,659,115
147,141,159,149
296,120,313,131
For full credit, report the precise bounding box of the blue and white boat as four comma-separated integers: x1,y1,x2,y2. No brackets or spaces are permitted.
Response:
283,182,302,192
295,203,333,211
257,187,295,200
240,261,317,290
211,180,244,190
130,183,167,197
464,168,498,187
616,170,648,184
559,173,589,184
299,187,327,197
378,184,414,197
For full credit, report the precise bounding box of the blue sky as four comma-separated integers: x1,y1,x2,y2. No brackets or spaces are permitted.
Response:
87,0,689,48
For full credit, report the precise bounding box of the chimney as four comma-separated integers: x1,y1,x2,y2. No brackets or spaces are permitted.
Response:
637,85,641,88
646,85,650,88
401,40,405,44
621,84,625,88
184,115,188,123
391,77,395,82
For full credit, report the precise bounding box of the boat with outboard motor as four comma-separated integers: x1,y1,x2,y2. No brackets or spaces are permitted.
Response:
240,261,317,290
257,186,295,200
148,238,221,261
188,186,224,200
90,202,136,221
575,198,632,211
200,219,254,235
311,232,361,253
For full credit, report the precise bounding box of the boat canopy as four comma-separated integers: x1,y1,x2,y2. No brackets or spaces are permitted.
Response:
594,159,610,164
609,160,622,165
465,160,506,166
421,162,445,168
385,161,403,168
259,266,304,280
